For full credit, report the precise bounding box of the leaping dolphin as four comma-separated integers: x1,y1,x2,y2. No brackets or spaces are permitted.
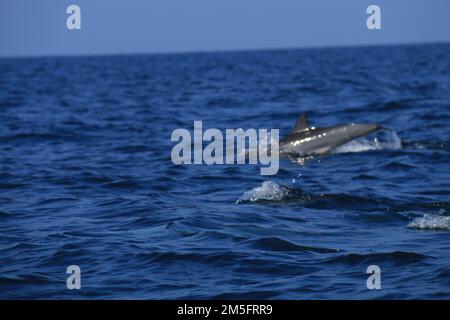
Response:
280,113,381,157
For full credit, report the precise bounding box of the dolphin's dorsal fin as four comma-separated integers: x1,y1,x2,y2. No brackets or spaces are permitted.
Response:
291,113,310,133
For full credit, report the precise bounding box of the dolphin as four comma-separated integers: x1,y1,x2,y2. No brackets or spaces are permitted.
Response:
279,113,382,157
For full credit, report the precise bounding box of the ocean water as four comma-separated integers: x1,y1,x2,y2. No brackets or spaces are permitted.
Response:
0,43,449,299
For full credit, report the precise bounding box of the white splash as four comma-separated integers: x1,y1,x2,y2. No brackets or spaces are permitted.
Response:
236,181,288,203
332,129,402,154
408,214,450,231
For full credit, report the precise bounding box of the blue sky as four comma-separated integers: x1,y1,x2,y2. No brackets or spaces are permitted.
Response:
1,0,449,57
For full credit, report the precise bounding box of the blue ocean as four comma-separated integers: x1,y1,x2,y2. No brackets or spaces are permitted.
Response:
0,43,449,299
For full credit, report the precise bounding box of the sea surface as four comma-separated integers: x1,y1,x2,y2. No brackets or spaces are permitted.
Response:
1,43,449,299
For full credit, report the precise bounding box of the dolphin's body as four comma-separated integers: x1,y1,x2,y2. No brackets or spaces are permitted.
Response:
280,113,381,157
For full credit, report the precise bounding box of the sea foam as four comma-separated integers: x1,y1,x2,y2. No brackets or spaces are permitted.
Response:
408,213,450,231
236,181,290,203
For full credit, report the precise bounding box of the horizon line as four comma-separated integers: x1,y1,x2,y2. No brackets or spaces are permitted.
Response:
1,39,449,60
